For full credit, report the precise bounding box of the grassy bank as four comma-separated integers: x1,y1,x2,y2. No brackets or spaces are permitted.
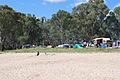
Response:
3,47,120,53
0,52,4,54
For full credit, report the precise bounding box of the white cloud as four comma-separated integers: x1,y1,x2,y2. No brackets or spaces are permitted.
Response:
42,2,47,5
115,3,120,7
73,0,89,7
74,2,85,6
44,0,66,3
111,3,120,9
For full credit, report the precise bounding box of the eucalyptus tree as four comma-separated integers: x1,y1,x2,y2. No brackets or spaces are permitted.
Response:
114,6,120,22
102,10,120,40
22,14,42,45
50,10,72,44
72,0,109,40
113,6,120,39
0,5,23,50
37,17,49,45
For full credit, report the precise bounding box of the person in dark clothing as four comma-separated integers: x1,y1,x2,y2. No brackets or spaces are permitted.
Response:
37,51,39,56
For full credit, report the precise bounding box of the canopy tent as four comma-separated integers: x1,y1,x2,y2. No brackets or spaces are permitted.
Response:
73,44,83,49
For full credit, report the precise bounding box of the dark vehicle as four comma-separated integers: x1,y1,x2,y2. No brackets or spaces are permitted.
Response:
57,44,70,48
22,44,35,49
39,44,46,48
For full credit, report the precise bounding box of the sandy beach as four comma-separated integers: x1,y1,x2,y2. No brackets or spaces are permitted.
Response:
0,52,120,80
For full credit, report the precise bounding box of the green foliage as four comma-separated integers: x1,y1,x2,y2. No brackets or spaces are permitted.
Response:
0,1,120,51
114,6,120,22
0,5,24,50
4,47,120,53
50,10,73,44
17,36,29,44
23,14,42,45
71,0,120,40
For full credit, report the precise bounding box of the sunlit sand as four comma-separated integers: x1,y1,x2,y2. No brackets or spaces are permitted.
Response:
0,53,120,80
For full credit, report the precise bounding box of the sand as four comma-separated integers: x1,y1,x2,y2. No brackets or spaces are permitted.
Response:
0,52,120,80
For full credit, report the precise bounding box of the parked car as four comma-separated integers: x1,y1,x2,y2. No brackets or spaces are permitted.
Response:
116,40,120,48
57,44,70,48
39,44,46,48
22,44,35,49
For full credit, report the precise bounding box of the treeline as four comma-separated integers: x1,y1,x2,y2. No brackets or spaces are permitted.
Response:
0,0,120,50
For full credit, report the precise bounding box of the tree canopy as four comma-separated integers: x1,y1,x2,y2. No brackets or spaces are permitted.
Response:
0,0,120,50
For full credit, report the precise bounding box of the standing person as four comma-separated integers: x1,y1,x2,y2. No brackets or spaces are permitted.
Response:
37,51,39,56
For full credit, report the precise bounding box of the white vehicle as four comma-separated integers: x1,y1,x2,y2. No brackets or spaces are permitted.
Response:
116,40,120,48
93,38,112,44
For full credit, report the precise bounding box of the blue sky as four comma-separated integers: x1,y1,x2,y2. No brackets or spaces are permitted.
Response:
0,0,120,19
